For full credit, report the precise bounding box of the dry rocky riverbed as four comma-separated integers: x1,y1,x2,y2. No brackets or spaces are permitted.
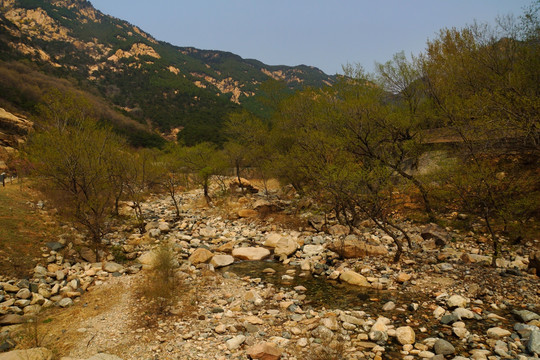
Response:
1,185,539,360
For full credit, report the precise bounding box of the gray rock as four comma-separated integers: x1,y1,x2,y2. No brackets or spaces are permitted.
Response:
434,339,456,355
453,307,475,320
513,309,540,323
57,298,73,308
34,266,47,278
226,335,246,350
382,301,396,311
103,262,124,273
527,330,540,355
440,314,459,325
46,242,64,251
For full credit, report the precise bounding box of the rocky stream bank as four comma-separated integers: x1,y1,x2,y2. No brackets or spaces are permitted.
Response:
0,187,539,360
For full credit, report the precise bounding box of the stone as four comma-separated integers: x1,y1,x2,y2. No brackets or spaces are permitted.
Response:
446,295,468,308
417,351,435,358
440,314,458,325
0,347,53,360
328,236,388,258
513,309,540,323
274,237,298,258
264,233,282,248
46,242,64,251
382,301,395,311
396,272,412,283
103,262,124,273
434,339,455,355
303,244,324,256
328,224,349,236
322,316,339,331
340,270,370,287
396,326,416,345
58,298,73,308
226,335,246,350
199,226,216,238
214,324,226,334
0,314,24,325
16,288,31,299
158,222,170,233
453,307,475,320
246,342,282,360
527,330,540,355
210,254,234,268
232,247,270,261
34,265,47,278
487,327,511,339
137,251,157,269
188,248,214,264
1,284,18,293
80,247,97,263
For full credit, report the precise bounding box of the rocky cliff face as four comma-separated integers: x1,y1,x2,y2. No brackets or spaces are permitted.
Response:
0,107,33,170
0,0,335,141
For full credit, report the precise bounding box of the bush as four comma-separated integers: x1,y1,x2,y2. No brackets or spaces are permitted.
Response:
137,244,180,326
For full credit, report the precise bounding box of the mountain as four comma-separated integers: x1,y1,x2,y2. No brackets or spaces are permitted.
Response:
0,0,335,145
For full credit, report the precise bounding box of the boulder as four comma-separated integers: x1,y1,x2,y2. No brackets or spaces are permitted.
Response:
232,247,270,261
396,326,416,345
0,314,24,326
199,226,216,238
340,270,370,287
0,348,52,360
137,251,157,269
246,342,282,360
513,309,540,323
274,237,298,258
58,298,73,308
396,272,412,283
210,255,234,268
528,330,540,355
80,247,97,263
188,248,214,264
328,224,349,237
328,236,388,258
226,334,246,350
46,242,64,251
434,339,455,355
216,241,235,253
263,233,282,248
303,244,324,256
487,327,511,339
446,295,468,308
103,262,124,273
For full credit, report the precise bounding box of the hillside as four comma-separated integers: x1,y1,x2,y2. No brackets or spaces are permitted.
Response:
0,0,335,145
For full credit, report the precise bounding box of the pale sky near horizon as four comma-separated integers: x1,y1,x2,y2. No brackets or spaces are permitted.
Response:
89,0,532,75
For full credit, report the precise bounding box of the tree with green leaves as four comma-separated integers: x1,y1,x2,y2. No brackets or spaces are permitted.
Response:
179,142,227,205
26,91,125,257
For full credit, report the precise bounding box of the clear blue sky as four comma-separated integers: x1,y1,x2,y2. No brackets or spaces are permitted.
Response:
89,0,532,75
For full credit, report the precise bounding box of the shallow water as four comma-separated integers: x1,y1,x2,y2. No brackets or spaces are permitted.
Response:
220,260,413,311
